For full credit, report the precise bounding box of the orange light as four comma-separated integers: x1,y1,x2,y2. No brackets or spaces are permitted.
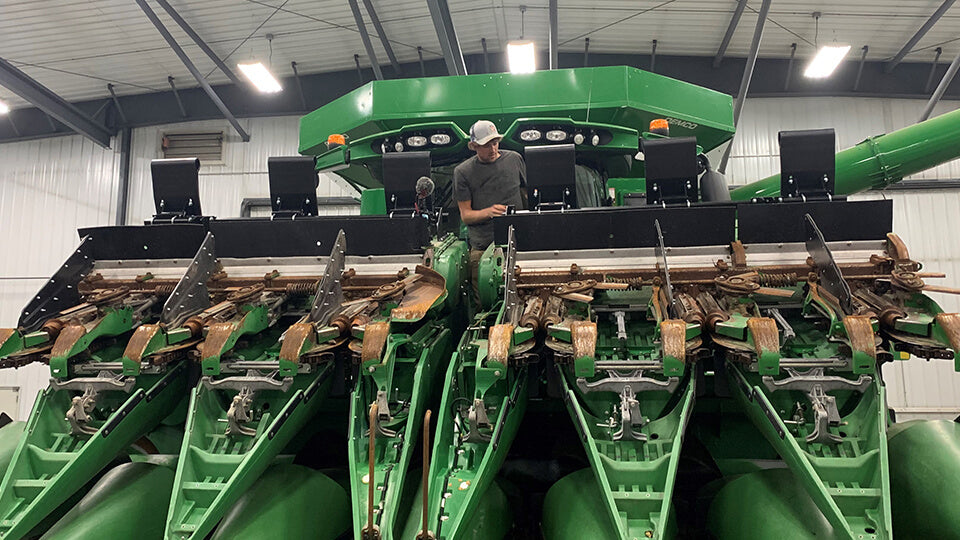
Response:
327,133,346,146
649,119,669,132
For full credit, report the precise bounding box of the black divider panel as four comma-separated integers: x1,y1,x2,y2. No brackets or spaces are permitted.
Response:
737,200,892,243
493,206,737,251
76,224,207,261
209,216,430,258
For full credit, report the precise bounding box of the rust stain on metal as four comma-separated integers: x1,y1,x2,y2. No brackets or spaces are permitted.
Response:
842,315,877,359
571,321,598,359
0,329,15,347
730,241,747,269
487,324,513,366
123,324,162,363
361,321,391,364
50,324,87,359
886,233,910,262
201,322,238,360
280,323,316,364
520,296,545,330
661,320,687,364
747,317,780,356
541,295,563,328
391,265,446,322
935,313,960,352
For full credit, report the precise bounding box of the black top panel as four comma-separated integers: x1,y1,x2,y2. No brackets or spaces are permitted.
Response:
151,158,202,217
268,156,319,217
737,199,892,243
209,215,430,258
493,205,737,251
382,151,430,210
77,224,207,261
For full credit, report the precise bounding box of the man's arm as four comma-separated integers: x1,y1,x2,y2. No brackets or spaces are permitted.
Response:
458,200,507,224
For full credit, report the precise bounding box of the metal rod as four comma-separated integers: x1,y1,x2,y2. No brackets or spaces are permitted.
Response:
426,0,467,76
650,39,657,72
348,0,384,80
355,54,364,84
418,409,432,539
362,0,402,75
134,0,249,141
853,45,868,91
291,61,307,110
583,37,590,66
719,0,771,174
364,402,378,538
714,0,748,68
0,57,113,147
784,42,796,91
92,98,111,121
886,0,956,73
919,47,960,121
481,38,490,73
417,46,425,76
925,47,943,93
167,76,187,117
153,0,243,86
549,0,559,70
115,127,132,226
44,112,57,132
107,83,127,125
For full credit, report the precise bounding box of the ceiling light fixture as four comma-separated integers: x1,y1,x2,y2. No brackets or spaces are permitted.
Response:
804,45,851,78
238,62,282,93
508,6,536,74
0,100,9,115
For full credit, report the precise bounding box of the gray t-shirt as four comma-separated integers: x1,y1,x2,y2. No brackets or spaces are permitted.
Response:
454,150,526,249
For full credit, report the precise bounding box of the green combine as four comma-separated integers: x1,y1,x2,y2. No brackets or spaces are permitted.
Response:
1,65,960,539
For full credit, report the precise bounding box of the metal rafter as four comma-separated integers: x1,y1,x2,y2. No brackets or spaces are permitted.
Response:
153,0,243,87
885,0,956,73
854,46,869,91
719,0,772,174
0,57,113,147
919,48,960,121
291,61,307,110
714,0,748,68
167,76,187,117
348,0,384,80
361,0,402,75
426,0,467,76
925,47,944,93
135,0,249,142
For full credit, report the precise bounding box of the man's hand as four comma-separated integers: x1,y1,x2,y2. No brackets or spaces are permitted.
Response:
485,204,507,219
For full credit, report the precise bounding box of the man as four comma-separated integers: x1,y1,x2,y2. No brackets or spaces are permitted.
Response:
454,120,526,308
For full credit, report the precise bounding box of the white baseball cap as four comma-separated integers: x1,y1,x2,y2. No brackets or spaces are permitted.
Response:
469,120,502,146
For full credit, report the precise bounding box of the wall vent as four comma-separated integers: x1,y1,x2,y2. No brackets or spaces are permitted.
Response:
161,131,224,163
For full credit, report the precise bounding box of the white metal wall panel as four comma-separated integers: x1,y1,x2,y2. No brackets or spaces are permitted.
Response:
0,134,120,419
125,116,358,224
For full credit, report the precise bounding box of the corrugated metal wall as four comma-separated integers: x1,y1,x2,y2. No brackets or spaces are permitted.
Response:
0,135,120,419
2,102,959,419
125,116,358,224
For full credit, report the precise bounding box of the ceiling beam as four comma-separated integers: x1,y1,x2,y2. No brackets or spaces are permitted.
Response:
885,0,956,73
719,0,771,173
0,57,113,147
549,0,559,69
348,0,384,80
919,47,960,121
153,0,242,87
135,0,249,141
426,0,467,76
361,0,402,76
714,0,748,68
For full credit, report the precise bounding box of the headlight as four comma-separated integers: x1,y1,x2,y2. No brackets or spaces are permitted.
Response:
406,135,427,147
394,141,404,152
591,134,600,146
430,133,451,145
520,129,542,141
546,130,567,142
573,133,584,145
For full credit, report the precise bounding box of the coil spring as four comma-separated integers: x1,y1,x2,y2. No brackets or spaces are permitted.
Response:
604,276,644,290
153,284,175,296
757,272,797,287
286,281,318,296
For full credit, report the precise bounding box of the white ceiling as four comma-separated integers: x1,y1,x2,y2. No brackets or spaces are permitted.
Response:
0,0,958,109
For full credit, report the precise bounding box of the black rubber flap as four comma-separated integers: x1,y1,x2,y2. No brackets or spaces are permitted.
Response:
493,205,737,251
737,200,892,244
268,156,319,217
151,158,202,217
76,224,208,261
209,215,430,258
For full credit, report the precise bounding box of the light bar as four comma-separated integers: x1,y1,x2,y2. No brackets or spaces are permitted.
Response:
507,41,536,74
237,62,282,93
0,100,8,115
804,45,851,79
